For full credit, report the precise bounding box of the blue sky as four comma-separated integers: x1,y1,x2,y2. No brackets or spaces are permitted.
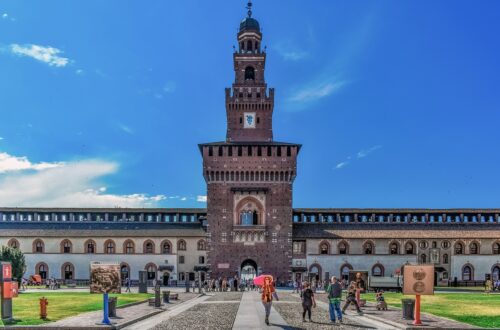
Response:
0,1,499,208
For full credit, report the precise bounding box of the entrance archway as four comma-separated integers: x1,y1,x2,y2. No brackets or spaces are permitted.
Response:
162,272,170,286
241,259,257,281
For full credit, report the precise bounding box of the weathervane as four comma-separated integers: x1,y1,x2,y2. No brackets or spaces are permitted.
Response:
246,0,253,18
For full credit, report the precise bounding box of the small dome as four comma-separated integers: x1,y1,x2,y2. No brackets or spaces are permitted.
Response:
239,17,260,32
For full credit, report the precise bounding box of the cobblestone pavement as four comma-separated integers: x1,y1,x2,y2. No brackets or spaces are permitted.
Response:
206,291,243,301
151,302,239,330
274,293,371,330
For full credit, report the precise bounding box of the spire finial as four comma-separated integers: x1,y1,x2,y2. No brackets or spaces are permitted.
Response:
246,0,253,18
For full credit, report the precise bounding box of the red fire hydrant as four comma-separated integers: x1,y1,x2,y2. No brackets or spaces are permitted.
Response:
40,297,48,319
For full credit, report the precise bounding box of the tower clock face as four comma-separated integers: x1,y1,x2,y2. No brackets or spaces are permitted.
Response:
243,112,256,128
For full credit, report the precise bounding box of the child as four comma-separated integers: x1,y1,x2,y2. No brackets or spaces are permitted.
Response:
300,281,316,322
376,290,387,311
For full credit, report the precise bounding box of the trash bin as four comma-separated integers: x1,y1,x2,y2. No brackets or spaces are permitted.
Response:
163,291,171,303
401,299,415,320
108,297,118,317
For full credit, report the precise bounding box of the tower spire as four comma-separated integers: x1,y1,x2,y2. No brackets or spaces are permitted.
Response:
246,0,253,18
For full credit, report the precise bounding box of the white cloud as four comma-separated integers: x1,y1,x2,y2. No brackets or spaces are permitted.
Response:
275,42,308,61
357,145,382,159
0,152,166,207
289,81,345,103
2,13,8,19
10,44,69,67
335,161,349,169
180,197,187,201
118,123,134,134
334,145,382,170
196,195,207,203
75,69,84,75
0,152,63,173
0,137,4,141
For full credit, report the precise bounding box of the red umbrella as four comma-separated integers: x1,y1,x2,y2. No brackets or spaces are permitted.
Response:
254,275,273,287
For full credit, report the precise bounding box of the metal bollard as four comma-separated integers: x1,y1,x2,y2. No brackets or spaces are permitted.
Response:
40,297,49,319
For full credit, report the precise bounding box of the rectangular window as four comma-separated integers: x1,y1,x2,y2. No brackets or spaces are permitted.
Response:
228,147,233,157
179,256,185,264
293,241,306,254
257,146,262,156
199,256,205,264
208,146,213,157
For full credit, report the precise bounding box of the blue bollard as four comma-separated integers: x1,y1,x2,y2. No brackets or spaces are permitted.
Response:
102,293,111,325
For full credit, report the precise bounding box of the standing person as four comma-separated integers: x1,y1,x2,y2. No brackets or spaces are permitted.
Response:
125,277,131,293
326,276,343,323
293,280,298,293
342,281,363,315
262,276,279,326
300,281,316,322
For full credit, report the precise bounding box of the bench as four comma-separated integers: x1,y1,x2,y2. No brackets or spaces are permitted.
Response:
170,293,178,300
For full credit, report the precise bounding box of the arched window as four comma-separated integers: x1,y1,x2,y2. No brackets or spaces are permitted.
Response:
247,40,253,51
197,240,207,251
338,241,348,255
7,239,19,249
244,66,255,81
420,254,427,264
104,240,116,254
146,263,157,280
62,263,74,280
143,240,155,254
443,253,449,264
178,240,186,251
237,198,264,226
372,264,384,277
61,239,72,254
493,242,500,255
33,239,44,253
36,262,48,280
340,263,353,282
469,242,479,255
462,265,473,281
124,240,135,254
390,242,399,255
319,242,329,254
405,242,415,254
455,242,464,255
162,240,172,254
85,240,96,254
363,241,374,254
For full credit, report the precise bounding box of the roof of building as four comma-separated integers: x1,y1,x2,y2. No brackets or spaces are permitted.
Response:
293,223,500,239
0,207,206,213
239,17,260,33
0,222,206,237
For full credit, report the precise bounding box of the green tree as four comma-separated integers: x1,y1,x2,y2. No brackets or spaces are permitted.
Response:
0,246,26,284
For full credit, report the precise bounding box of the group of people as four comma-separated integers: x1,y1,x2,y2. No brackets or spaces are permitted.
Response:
205,277,257,292
299,276,365,324
485,279,500,292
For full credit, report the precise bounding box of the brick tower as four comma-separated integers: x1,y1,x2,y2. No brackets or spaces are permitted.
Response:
199,1,301,283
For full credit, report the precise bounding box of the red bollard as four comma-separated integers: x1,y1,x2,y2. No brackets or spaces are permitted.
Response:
413,294,422,325
40,297,48,319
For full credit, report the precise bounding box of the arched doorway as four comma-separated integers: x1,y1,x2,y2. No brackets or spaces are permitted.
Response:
492,265,500,281
120,263,130,285
163,272,170,286
241,259,257,281
309,264,322,282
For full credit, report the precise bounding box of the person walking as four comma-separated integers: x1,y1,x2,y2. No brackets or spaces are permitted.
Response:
125,277,131,292
326,276,343,323
342,281,363,315
262,276,279,326
300,281,316,322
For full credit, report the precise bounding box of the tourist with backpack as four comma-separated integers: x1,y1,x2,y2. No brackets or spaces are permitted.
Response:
326,276,343,323
300,281,316,322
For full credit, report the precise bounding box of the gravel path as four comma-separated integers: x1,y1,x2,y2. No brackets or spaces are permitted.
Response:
274,293,366,330
206,291,243,301
151,303,239,330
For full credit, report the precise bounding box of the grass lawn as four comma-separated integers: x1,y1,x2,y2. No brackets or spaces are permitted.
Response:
0,292,152,326
364,292,500,328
